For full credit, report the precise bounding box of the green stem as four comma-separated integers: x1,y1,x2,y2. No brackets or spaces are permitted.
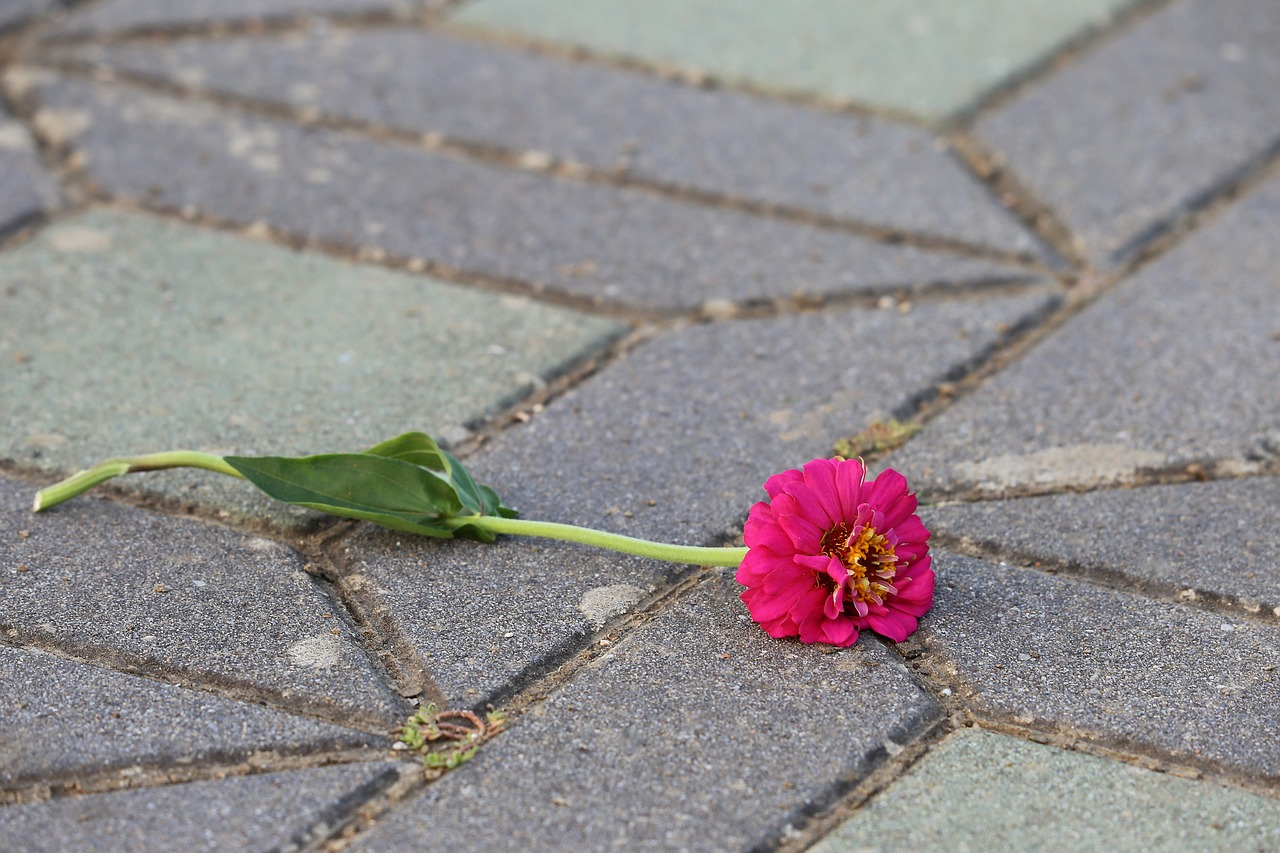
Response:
445,515,748,567
32,451,243,512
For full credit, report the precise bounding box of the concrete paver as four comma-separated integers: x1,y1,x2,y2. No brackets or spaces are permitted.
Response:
352,574,942,852
811,728,1280,853
0,106,59,233
887,169,1280,497
978,0,1280,265
343,289,1058,705
0,644,385,795
26,77,1030,312
0,0,56,32
49,0,421,37
922,477,1280,613
56,30,1043,257
2,473,407,725
924,553,1280,780
451,0,1141,121
0,761,404,853
0,209,621,526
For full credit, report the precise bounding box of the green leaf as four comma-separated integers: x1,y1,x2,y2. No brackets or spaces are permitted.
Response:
224,453,464,535
363,431,451,472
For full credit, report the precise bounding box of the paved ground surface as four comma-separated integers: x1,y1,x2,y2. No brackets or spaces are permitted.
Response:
1,1,1277,850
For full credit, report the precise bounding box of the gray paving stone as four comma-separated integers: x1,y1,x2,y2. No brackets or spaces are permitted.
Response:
0,107,59,233
343,288,1059,705
450,0,1140,122
56,30,1043,258
0,644,386,793
923,553,1280,780
353,574,943,853
0,208,621,526
810,728,1280,853
0,760,403,852
977,0,1280,265
49,0,421,37
1,473,407,725
28,77,1032,312
922,478,1280,615
886,170,1280,497
0,0,57,31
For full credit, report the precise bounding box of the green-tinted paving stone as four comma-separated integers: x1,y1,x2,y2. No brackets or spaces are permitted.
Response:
450,0,1140,121
810,728,1280,853
0,209,622,527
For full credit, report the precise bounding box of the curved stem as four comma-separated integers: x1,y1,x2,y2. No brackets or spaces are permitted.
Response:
33,451,243,512
446,515,748,567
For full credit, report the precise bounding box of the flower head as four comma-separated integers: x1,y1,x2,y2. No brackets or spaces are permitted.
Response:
736,457,933,647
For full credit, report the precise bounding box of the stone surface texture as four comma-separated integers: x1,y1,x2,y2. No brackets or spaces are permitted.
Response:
352,575,942,852
977,0,1280,264
2,1,1278,849
925,553,1280,781
27,78,1031,312
1,473,407,725
50,0,420,36
887,170,1280,496
55,30,1042,257
811,728,1280,853
0,762,403,852
451,0,1141,120
343,289,1058,705
0,644,385,793
0,209,620,523
0,106,59,232
922,477,1280,612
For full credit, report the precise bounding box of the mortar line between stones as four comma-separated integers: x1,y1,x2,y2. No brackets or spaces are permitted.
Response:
948,0,1183,128
920,461,1280,506
0,628,399,734
930,530,1280,627
21,57,1054,274
0,745,403,807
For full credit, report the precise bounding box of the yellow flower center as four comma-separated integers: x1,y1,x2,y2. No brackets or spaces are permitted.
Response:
822,522,898,605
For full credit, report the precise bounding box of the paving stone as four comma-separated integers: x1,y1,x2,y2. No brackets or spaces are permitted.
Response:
0,0,58,31
0,644,387,793
0,106,59,233
49,0,422,38
450,0,1140,121
977,0,1280,265
352,574,943,852
57,31,1043,258
921,478,1280,614
0,208,621,526
886,170,1280,497
28,77,1032,312
343,288,1060,705
1,473,407,725
810,727,1280,853
922,553,1280,780
0,760,403,852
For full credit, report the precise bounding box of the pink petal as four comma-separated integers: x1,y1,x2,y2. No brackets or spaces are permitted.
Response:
735,548,796,585
744,504,796,555
865,608,919,643
772,494,825,553
821,618,859,647
865,468,917,528
834,457,866,520
800,458,844,526
763,468,804,500
889,515,930,546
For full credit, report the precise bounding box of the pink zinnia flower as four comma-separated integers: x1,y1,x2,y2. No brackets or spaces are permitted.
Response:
736,457,933,647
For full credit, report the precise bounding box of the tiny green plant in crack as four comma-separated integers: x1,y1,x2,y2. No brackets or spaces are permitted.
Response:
396,703,507,779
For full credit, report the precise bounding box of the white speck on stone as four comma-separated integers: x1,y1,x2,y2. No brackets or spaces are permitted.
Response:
883,739,904,756
48,227,111,253
577,584,645,629
245,538,282,553
32,108,92,146
1220,624,1235,632
287,634,342,669
0,122,33,151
